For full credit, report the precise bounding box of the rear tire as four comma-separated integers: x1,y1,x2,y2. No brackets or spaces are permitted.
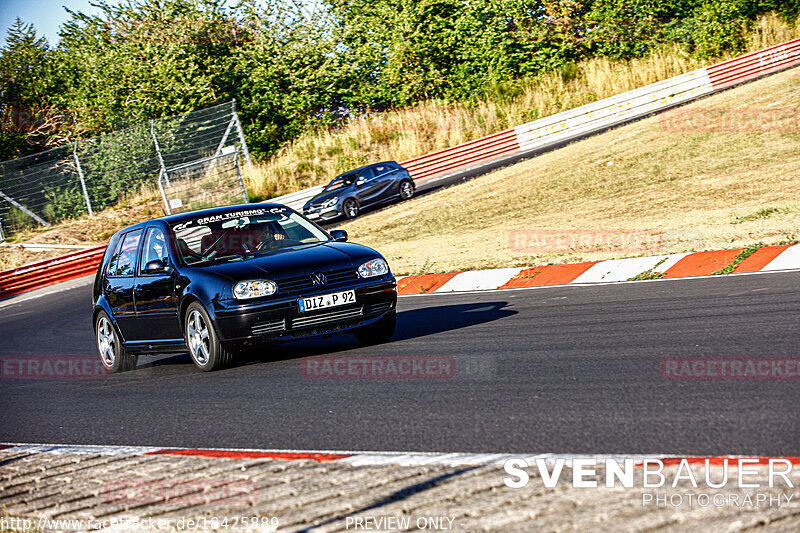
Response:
399,180,414,200
353,311,396,345
343,198,359,219
95,311,138,373
185,302,233,371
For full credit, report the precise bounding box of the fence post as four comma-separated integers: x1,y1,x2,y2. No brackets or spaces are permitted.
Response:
215,114,236,157
0,219,5,241
231,100,253,169
206,114,236,179
0,189,50,226
73,140,93,217
234,151,248,204
157,169,172,215
150,119,169,186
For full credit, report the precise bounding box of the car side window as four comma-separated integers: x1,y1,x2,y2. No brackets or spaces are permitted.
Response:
106,237,124,277
108,230,142,277
139,227,168,274
357,168,376,182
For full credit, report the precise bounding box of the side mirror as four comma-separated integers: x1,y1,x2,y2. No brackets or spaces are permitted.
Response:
329,229,348,242
144,259,168,273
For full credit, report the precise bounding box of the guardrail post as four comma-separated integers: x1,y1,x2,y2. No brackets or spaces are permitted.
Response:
151,119,170,186
73,140,93,217
232,100,253,169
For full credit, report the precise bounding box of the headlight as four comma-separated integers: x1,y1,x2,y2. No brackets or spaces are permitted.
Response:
358,258,389,278
233,280,277,299
321,197,338,209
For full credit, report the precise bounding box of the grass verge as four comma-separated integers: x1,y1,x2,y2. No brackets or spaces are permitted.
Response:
242,14,800,200
339,66,800,276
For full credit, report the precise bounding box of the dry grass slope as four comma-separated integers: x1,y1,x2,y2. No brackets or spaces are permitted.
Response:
243,15,800,200
1,15,797,273
340,66,800,275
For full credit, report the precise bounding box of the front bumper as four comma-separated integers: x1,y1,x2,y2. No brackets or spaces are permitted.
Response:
212,276,396,344
303,206,341,221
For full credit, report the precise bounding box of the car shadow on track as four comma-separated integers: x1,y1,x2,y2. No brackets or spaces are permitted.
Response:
136,301,516,372
238,300,516,366
393,301,516,341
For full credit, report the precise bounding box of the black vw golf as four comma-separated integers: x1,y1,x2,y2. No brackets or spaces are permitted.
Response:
92,204,397,372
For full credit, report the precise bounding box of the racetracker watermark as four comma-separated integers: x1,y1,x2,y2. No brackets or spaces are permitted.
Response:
660,357,800,380
659,107,800,132
508,229,664,254
0,356,110,380
104,479,257,505
1,516,278,532
345,516,457,530
301,355,455,379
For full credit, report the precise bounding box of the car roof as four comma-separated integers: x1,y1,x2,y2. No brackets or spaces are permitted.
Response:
335,160,400,177
114,203,290,235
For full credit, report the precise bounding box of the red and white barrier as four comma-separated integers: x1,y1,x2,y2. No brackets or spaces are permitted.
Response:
2,443,799,467
2,39,798,298
271,37,800,210
397,245,800,295
0,245,106,298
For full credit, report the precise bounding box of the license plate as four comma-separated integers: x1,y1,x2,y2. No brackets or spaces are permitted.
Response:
306,212,320,219
298,290,356,312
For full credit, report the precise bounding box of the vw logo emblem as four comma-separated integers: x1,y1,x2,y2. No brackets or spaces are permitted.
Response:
311,272,327,286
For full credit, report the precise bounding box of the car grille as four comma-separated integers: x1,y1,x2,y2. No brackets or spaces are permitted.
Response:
276,267,358,294
248,301,391,338
291,305,364,329
364,301,393,315
290,320,363,338
251,319,286,336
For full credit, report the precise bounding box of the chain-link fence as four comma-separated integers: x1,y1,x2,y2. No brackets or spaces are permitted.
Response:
0,100,252,237
159,150,247,215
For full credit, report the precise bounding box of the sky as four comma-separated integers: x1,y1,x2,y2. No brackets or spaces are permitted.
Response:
0,0,108,46
1,0,325,47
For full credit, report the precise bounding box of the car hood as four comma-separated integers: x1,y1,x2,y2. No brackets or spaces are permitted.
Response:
304,189,344,207
195,241,380,280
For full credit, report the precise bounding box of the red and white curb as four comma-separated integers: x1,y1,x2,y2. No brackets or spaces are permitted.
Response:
3,443,799,467
396,244,800,295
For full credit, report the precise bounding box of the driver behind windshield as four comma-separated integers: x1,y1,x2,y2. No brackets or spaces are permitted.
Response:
174,209,331,264
254,222,285,248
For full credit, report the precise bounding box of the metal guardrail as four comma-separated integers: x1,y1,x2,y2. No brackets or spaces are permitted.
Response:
0,245,106,298
2,38,799,296
271,37,800,211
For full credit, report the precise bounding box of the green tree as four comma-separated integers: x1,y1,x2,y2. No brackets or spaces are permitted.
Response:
0,18,57,158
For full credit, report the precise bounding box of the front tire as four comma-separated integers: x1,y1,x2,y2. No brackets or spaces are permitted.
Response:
399,180,414,200
185,302,233,371
95,311,138,373
343,198,359,219
353,311,396,345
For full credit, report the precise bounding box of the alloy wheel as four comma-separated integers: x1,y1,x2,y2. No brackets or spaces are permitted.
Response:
187,309,210,366
97,316,115,367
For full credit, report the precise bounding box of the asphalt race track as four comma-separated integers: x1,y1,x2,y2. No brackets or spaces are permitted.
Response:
1,271,798,455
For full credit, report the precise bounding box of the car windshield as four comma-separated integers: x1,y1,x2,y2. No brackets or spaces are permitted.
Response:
323,173,357,192
170,206,330,264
